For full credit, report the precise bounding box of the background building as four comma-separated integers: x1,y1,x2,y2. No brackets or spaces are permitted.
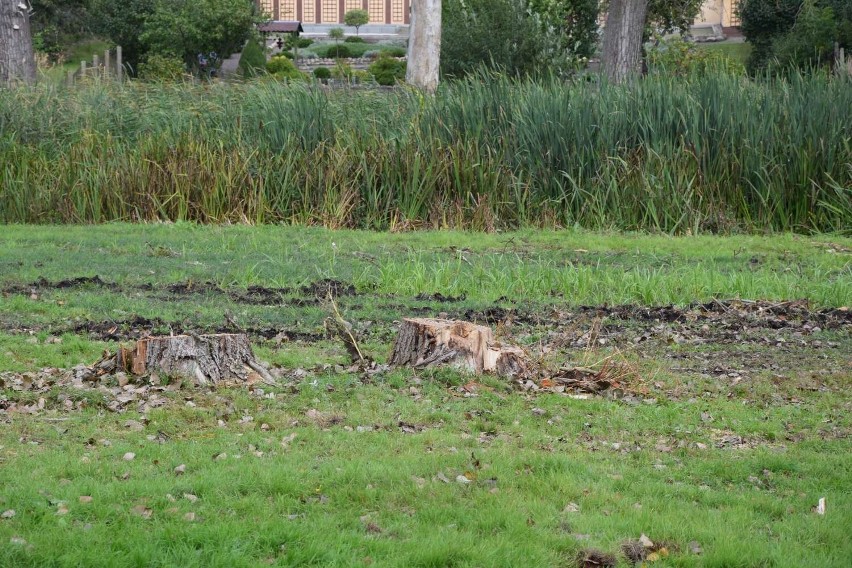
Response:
257,0,410,25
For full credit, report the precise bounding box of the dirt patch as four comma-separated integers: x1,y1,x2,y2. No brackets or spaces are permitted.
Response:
300,279,357,298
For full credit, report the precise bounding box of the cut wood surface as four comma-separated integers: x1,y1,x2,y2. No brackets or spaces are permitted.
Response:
117,333,274,386
389,318,527,376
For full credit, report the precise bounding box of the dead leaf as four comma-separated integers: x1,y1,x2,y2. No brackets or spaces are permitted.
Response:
563,502,580,513
10,536,27,546
411,476,426,488
455,475,471,485
124,420,145,432
183,493,198,503
56,504,69,515
183,512,196,521
78,496,93,504
688,541,702,555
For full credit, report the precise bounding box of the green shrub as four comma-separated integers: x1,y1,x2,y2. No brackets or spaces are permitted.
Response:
313,66,332,79
383,47,406,57
138,54,185,82
266,55,303,80
368,54,406,85
647,38,746,76
238,37,266,78
331,61,354,80
345,36,366,43
297,38,314,48
326,45,352,58
279,50,294,60
739,0,852,73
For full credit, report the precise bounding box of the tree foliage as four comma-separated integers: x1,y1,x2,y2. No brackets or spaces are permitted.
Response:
344,9,369,34
92,0,256,73
141,0,256,67
238,36,266,77
739,0,852,73
442,0,551,78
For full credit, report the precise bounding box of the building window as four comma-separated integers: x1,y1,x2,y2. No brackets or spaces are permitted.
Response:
368,0,384,24
391,0,403,23
322,0,339,23
259,0,274,18
280,0,297,19
303,0,315,23
345,0,362,13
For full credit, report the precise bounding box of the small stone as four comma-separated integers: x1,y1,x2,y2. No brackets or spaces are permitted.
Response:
563,502,580,513
174,464,186,475
78,496,93,504
183,512,196,521
455,475,472,485
123,452,136,461
639,534,655,548
1,510,15,519
531,407,546,416
183,493,198,503
10,536,27,546
688,540,703,555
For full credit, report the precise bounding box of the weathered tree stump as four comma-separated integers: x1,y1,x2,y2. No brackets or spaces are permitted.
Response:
117,333,274,386
389,318,527,377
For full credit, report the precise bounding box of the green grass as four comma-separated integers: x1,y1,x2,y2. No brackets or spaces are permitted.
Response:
1,70,850,233
0,227,850,567
695,42,752,66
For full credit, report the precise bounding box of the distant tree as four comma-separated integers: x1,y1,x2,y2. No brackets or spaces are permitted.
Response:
328,26,344,45
141,0,256,70
344,9,369,35
739,0,852,73
90,0,156,72
238,35,266,77
1,0,37,86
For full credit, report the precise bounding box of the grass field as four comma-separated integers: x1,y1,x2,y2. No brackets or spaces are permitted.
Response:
0,225,850,567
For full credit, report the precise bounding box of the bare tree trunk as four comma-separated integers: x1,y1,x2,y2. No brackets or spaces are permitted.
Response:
0,0,37,87
601,0,649,84
406,0,441,93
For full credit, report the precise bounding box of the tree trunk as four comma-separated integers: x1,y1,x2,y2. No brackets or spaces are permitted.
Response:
389,318,527,377
406,0,441,93
117,333,275,387
0,0,37,87
601,0,649,84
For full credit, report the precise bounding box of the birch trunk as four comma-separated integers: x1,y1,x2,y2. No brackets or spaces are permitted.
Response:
406,0,441,93
601,0,649,84
0,0,37,87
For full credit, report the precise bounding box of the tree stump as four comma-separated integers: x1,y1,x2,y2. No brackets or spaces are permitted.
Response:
389,318,527,377
116,334,274,386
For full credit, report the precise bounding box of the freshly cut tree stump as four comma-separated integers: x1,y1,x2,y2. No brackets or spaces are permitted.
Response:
389,318,527,377
117,333,274,386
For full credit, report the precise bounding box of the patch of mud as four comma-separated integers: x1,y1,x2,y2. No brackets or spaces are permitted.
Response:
300,279,357,298
415,292,467,302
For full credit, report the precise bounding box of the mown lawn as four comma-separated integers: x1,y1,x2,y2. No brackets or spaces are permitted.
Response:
0,225,850,567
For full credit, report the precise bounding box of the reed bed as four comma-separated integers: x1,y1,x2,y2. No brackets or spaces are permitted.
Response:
1,71,849,233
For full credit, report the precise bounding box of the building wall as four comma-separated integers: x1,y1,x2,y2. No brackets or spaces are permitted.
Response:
257,0,409,25
694,0,740,27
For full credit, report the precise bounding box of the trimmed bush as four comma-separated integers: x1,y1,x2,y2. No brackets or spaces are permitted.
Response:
297,38,314,48
313,66,332,79
345,36,366,43
368,54,406,85
266,55,303,80
383,47,406,57
326,45,352,58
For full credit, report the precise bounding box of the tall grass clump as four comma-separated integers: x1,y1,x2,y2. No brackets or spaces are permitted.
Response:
0,71,849,233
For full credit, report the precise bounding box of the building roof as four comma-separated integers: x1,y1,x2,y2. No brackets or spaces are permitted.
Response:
257,21,304,33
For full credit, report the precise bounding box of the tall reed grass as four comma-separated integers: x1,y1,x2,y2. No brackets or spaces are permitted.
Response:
1,71,849,233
